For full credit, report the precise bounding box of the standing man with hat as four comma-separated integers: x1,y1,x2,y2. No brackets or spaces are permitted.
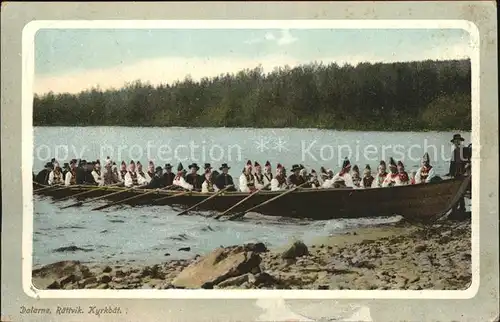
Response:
163,163,175,187
186,163,203,191
445,133,470,217
215,163,236,191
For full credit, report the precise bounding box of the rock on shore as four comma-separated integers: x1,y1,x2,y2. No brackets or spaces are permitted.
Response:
32,220,472,290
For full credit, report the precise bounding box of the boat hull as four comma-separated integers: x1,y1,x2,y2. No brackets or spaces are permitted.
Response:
33,176,470,221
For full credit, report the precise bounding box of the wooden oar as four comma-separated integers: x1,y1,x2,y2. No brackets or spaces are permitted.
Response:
52,183,123,203
60,185,143,210
214,183,270,220
91,186,159,211
33,186,59,193
151,189,192,204
227,182,309,221
177,185,234,216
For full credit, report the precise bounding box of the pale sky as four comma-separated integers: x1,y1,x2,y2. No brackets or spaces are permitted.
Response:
34,28,472,95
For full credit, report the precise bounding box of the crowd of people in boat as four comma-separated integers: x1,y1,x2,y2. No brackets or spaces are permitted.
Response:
33,134,471,194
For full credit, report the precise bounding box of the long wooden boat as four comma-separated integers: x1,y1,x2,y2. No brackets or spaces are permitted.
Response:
32,175,471,221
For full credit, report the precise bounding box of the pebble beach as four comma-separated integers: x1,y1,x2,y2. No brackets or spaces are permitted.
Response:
32,217,472,291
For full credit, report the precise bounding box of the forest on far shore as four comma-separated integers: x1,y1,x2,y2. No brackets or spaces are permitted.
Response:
33,59,471,131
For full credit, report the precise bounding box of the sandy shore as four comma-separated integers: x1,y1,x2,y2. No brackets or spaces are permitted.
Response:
32,218,471,291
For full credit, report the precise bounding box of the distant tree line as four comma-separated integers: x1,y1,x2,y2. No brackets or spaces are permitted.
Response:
33,59,471,131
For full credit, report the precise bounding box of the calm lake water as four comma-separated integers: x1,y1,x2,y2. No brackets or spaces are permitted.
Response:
32,127,471,266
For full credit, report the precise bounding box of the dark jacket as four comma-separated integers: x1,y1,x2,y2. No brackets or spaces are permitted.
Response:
35,169,50,185
215,173,236,191
448,146,471,177
147,175,166,189
163,172,175,187
185,173,204,191
288,174,306,187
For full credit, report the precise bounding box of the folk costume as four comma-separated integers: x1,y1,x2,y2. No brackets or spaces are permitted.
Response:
48,163,64,186
446,134,470,178
204,163,219,186
331,158,354,188
103,159,119,185
136,161,152,184
124,161,147,187
262,161,273,189
91,161,104,186
173,163,193,191
64,160,79,186
239,160,256,193
288,164,306,187
371,160,388,188
270,163,288,191
118,161,128,183
396,161,410,186
309,169,322,189
147,166,166,189
185,163,204,191
414,153,436,184
214,163,236,191
321,169,335,188
147,161,155,181
350,165,362,188
162,163,175,187
253,161,266,190
360,165,374,189
201,168,215,193
382,158,400,187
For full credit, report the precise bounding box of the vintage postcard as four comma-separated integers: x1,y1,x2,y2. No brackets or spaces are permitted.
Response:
2,2,499,322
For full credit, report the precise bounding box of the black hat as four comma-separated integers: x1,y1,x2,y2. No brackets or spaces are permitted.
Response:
70,159,78,165
79,160,87,166
397,160,404,168
204,163,212,170
342,157,351,169
389,157,397,168
45,162,52,168
63,162,69,168
188,163,200,170
451,134,465,143
155,166,163,172
422,152,430,164
177,163,184,172
165,163,172,169
254,161,261,167
352,165,359,172
291,164,301,172
219,163,231,170
379,160,386,167
51,158,56,163
299,164,305,170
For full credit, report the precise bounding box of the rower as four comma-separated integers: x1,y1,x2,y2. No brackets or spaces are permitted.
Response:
204,163,219,186
372,160,388,188
414,153,436,184
214,163,236,191
48,162,64,186
239,160,256,193
35,162,53,185
262,161,273,189
147,161,155,180
163,163,175,187
396,161,410,185
91,160,103,186
360,164,374,188
351,165,362,188
173,163,193,190
201,168,215,193
299,168,312,188
331,158,354,188
119,161,128,182
64,159,78,186
102,159,120,185
382,158,399,187
124,160,147,188
253,161,266,190
321,169,335,188
186,163,203,191
288,164,306,188
147,166,166,189
62,162,70,179
270,163,288,191
136,161,151,184
309,169,321,188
